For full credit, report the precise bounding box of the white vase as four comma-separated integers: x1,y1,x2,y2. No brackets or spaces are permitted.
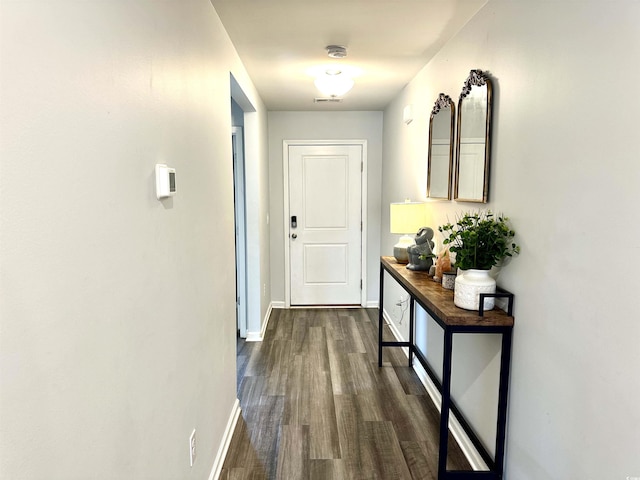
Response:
454,269,497,311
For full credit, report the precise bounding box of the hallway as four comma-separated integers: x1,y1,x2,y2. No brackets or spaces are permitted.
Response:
220,308,470,479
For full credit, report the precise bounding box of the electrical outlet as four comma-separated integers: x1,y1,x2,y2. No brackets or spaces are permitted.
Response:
189,429,196,467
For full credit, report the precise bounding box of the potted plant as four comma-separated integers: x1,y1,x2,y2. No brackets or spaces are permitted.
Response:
439,211,520,310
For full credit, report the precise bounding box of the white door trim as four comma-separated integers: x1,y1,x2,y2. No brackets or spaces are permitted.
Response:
283,139,368,308
232,127,247,338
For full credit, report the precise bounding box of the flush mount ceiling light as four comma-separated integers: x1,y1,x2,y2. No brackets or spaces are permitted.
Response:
311,45,354,98
314,69,354,97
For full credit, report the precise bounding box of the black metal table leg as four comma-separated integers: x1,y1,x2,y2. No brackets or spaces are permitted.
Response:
378,263,385,367
408,298,415,367
438,328,454,479
494,329,513,477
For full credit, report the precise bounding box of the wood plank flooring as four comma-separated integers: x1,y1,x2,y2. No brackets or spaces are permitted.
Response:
222,308,471,479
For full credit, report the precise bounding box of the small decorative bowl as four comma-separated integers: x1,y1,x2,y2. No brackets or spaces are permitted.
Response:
442,271,457,290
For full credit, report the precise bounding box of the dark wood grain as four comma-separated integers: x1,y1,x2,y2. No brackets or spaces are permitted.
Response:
381,256,514,327
222,308,471,479
219,416,269,480
276,425,310,479
309,459,347,480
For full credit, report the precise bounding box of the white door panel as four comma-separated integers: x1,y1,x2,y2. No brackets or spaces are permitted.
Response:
289,144,362,305
303,244,347,283
429,143,450,198
457,142,485,200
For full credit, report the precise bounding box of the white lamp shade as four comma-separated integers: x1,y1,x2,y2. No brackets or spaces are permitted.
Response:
314,73,354,97
390,202,427,234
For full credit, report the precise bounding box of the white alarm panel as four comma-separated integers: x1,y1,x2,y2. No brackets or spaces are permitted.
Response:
155,164,176,199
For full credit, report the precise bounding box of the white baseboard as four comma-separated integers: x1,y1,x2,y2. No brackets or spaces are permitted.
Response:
270,301,376,309
245,302,274,342
271,300,379,310
381,309,487,471
208,398,241,480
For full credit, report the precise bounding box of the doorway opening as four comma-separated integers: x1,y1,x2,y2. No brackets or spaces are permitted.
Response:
231,120,247,338
230,73,260,392
231,87,249,395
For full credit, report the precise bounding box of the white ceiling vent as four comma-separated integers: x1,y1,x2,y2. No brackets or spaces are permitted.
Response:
314,97,343,103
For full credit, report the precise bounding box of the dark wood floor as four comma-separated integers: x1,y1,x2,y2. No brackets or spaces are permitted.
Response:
220,308,471,479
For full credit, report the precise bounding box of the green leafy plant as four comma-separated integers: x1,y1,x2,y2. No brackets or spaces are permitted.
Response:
438,211,520,271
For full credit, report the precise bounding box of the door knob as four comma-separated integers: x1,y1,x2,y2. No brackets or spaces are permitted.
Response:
291,233,297,239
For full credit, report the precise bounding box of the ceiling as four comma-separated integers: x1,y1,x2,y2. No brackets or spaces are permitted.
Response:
211,0,487,111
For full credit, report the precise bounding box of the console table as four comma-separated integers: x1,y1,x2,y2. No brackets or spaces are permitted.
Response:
378,256,514,480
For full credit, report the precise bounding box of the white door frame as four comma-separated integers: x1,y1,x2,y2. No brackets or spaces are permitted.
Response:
283,139,368,308
232,126,247,338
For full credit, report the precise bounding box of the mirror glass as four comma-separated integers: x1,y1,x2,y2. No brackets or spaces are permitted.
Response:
454,69,492,203
427,93,455,199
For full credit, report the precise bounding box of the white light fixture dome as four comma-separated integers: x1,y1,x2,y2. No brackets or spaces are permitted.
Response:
314,70,354,97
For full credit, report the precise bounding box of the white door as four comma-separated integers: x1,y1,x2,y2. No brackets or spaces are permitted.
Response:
288,144,362,305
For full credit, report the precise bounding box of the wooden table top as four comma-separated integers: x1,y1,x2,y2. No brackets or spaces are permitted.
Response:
381,256,514,327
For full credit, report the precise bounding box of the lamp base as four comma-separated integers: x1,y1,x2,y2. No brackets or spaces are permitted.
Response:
393,235,415,264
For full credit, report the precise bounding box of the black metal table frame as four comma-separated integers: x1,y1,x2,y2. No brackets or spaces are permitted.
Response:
377,261,513,480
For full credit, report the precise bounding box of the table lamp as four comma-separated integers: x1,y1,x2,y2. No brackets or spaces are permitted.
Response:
390,201,427,263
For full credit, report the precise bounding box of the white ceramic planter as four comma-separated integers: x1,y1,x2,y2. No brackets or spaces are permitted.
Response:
454,269,496,311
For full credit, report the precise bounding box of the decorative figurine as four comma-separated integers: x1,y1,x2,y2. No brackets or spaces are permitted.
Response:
433,249,452,282
406,227,435,271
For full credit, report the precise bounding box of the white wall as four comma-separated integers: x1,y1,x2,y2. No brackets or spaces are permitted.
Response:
381,1,640,478
247,108,271,334
0,2,268,479
268,111,383,307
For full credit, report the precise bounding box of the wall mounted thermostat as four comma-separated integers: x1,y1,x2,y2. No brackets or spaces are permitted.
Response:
155,164,176,199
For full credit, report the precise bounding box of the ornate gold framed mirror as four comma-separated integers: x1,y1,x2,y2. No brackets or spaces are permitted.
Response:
454,69,493,203
427,93,455,199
